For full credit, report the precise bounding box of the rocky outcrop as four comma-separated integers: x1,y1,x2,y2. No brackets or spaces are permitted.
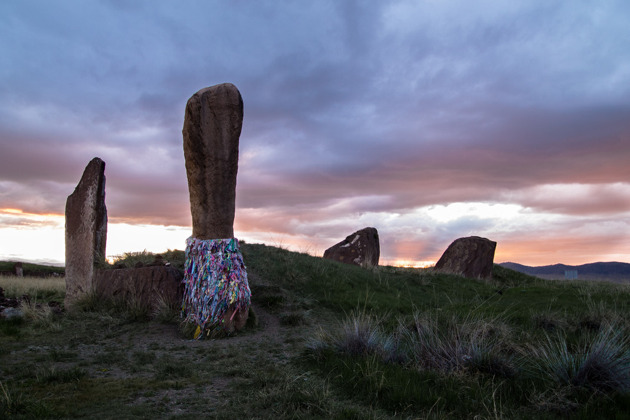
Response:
64,157,108,308
323,227,380,267
93,266,183,311
434,236,496,279
182,83,243,240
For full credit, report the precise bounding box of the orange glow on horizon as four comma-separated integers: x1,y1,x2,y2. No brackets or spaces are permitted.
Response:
0,208,64,218
1,208,24,214
386,259,435,268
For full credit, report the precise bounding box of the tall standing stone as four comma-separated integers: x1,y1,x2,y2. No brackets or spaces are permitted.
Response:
181,84,250,337
64,157,107,308
434,236,496,279
183,83,243,240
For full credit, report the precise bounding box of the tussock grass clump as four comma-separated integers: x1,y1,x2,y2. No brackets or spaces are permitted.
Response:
526,323,630,393
35,366,87,384
1,381,26,418
0,380,52,418
309,310,516,378
70,291,152,322
16,297,62,332
532,310,568,332
405,313,515,377
307,310,399,362
110,250,156,268
151,294,179,323
19,299,53,323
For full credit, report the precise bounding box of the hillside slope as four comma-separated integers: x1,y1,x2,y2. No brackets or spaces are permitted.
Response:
500,261,630,282
2,244,630,419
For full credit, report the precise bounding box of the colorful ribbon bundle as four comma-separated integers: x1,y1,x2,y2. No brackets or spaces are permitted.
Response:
181,237,251,338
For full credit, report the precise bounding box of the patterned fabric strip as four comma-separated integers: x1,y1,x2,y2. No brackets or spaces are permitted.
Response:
181,237,251,337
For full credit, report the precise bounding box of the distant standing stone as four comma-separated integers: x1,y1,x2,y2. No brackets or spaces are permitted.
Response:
434,236,496,279
14,262,23,277
182,83,243,240
323,227,380,267
64,157,108,308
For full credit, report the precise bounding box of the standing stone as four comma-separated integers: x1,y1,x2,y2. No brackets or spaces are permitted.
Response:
434,236,496,279
323,227,380,267
14,262,23,277
64,157,107,308
181,84,250,337
183,83,243,240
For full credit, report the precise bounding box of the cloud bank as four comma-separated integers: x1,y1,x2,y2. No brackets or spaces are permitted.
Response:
1,1,629,265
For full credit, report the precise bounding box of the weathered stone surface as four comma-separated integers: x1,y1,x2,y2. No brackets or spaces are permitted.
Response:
93,266,183,311
183,83,243,240
323,227,380,267
1,307,23,320
222,307,249,334
65,157,107,308
434,236,496,279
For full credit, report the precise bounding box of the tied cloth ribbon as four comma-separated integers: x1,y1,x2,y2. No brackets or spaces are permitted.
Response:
181,237,251,338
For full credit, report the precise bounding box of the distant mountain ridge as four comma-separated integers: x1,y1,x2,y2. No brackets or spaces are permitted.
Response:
499,261,630,283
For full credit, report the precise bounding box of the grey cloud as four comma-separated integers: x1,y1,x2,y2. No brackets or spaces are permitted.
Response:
1,1,629,265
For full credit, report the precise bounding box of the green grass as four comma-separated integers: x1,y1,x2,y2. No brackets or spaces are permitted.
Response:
1,243,629,418
0,275,65,302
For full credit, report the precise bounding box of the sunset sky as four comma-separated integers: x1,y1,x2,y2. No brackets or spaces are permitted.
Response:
1,1,629,267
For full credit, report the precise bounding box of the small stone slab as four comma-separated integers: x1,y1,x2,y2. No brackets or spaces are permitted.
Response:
93,266,183,311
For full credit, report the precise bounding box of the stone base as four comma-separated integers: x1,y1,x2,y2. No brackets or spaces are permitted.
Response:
93,266,183,311
181,237,251,338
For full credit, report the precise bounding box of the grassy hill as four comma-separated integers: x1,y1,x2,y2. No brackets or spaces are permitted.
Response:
0,261,65,277
501,261,630,283
1,243,630,418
